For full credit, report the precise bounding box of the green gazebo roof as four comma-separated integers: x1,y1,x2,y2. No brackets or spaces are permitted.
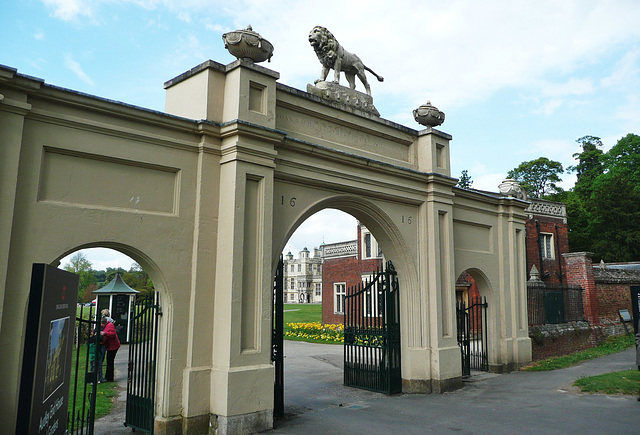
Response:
93,273,139,295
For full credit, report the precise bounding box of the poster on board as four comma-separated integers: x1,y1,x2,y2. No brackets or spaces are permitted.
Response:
16,264,79,434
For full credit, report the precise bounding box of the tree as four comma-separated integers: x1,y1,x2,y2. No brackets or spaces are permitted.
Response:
569,136,604,200
563,133,640,262
603,133,640,184
506,157,564,198
125,263,155,302
63,252,97,301
585,173,640,262
456,170,473,189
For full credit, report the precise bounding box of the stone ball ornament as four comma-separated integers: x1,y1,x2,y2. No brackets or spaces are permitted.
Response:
222,25,274,63
413,101,445,127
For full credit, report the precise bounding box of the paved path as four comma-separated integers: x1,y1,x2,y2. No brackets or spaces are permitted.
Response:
93,341,639,434
93,344,130,435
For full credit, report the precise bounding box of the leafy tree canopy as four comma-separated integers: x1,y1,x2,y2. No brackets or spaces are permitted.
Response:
63,252,97,302
507,157,564,198
62,253,155,302
562,133,640,262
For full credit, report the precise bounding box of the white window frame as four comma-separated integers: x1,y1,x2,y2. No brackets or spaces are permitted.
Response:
362,274,380,317
334,283,346,314
361,228,381,259
540,233,555,260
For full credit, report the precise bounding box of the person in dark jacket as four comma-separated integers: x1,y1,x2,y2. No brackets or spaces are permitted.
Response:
100,316,121,382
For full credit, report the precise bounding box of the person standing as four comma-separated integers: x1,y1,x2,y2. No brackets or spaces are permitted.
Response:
100,316,121,382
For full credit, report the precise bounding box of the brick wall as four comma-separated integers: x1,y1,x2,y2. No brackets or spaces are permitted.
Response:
321,255,382,324
322,224,383,324
525,216,569,287
596,283,632,323
529,322,593,360
563,252,599,326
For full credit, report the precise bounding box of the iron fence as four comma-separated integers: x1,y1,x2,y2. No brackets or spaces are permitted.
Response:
527,285,584,325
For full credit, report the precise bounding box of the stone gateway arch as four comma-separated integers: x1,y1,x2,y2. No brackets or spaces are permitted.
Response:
0,58,531,434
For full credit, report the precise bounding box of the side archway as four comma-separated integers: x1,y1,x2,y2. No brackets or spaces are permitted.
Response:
52,242,174,423
455,268,498,372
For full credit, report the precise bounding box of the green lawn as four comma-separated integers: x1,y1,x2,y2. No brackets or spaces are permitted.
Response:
283,303,322,330
524,334,635,371
574,369,640,395
281,304,344,345
68,344,118,429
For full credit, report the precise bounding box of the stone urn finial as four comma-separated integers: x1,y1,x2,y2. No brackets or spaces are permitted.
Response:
498,179,527,200
413,101,445,127
222,25,274,63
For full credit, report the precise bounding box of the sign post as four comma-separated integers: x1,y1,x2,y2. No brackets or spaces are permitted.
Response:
631,286,640,335
16,264,79,434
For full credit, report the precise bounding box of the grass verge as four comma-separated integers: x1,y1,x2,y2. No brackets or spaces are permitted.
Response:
69,344,119,425
524,334,635,371
574,370,640,395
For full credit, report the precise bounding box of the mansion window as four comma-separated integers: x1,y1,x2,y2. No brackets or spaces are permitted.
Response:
315,283,322,296
361,229,381,259
539,233,555,259
334,283,346,314
362,274,380,317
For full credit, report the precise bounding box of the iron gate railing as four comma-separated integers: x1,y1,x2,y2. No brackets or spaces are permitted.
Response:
527,285,584,325
456,296,488,376
344,261,401,395
68,305,100,434
125,293,161,433
271,256,284,419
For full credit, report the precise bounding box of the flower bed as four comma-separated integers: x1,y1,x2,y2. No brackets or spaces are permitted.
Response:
285,322,344,343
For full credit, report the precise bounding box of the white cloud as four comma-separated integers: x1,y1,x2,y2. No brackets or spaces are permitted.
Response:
285,209,357,254
26,57,47,70
472,173,506,192
177,11,191,23
34,31,45,40
64,54,94,85
601,48,640,88
60,248,137,271
42,0,93,21
205,22,229,33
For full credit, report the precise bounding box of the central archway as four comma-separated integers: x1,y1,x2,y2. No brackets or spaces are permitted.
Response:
272,191,422,389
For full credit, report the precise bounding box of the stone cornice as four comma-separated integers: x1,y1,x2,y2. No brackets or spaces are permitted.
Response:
525,198,567,220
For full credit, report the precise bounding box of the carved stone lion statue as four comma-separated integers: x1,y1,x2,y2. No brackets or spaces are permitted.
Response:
308,26,383,96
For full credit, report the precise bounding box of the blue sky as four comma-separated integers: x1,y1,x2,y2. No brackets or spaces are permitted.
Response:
4,0,640,267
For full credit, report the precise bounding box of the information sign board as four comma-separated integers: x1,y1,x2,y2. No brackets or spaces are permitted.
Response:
16,264,79,434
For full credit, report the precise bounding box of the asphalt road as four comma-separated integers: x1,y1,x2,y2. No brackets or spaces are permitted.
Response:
93,341,639,434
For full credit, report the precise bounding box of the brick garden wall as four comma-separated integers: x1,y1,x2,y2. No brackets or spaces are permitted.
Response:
529,252,638,360
529,321,594,360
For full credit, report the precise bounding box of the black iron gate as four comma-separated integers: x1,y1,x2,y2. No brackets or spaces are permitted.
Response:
344,261,401,395
68,305,100,434
456,296,488,376
271,256,284,418
125,293,161,433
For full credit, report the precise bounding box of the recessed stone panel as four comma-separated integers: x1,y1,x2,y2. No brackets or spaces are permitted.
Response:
453,220,493,254
38,147,179,214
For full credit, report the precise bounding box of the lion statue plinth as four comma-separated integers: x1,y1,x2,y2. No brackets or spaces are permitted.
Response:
308,26,383,97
